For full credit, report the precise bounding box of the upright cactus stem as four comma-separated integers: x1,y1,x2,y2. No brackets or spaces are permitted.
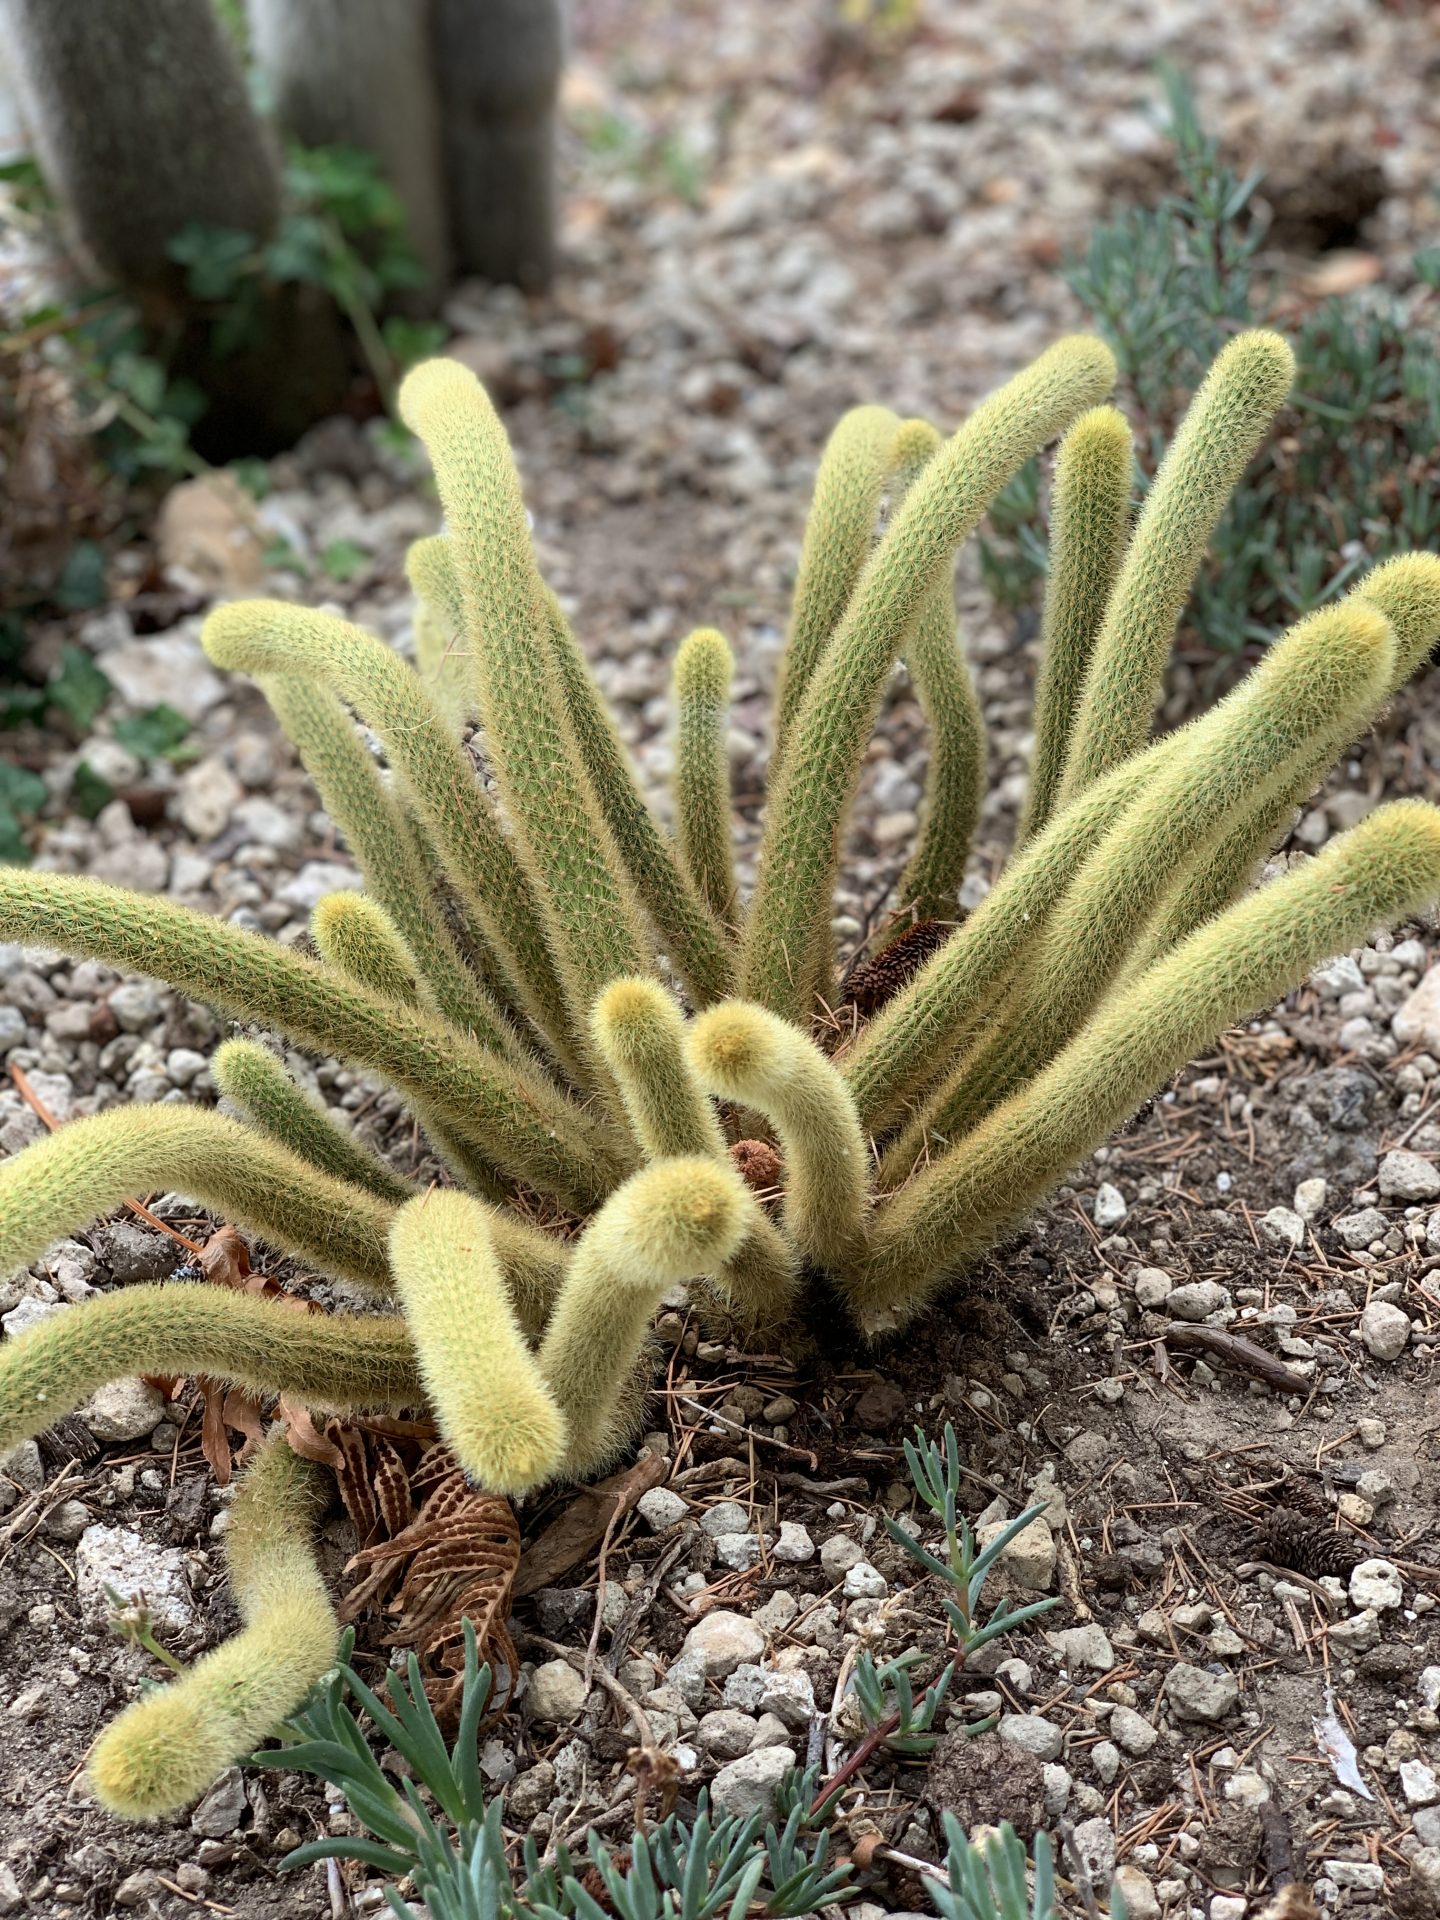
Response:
774,403,901,774
1059,330,1296,801
882,417,986,931
744,335,1116,1024
397,360,653,1044
259,672,517,1053
1018,405,1133,845
673,628,740,926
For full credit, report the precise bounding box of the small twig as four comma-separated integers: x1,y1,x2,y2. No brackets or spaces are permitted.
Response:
582,1494,627,1694
673,1396,820,1467
604,1530,693,1678
520,1631,655,1747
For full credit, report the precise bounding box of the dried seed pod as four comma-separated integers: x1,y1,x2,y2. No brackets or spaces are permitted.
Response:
841,919,954,1018
731,1138,786,1193
1250,1510,1361,1582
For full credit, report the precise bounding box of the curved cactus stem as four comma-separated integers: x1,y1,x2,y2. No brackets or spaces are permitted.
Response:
744,335,1116,1024
1058,330,1296,802
0,1283,422,1455
591,979,800,1328
773,403,902,776
397,361,654,1051
0,1106,397,1291
0,873,624,1211
538,1156,751,1477
850,801,1440,1325
259,671,520,1054
673,627,740,927
204,598,576,1073
902,600,1396,1148
839,736,1167,1135
688,1000,870,1270
1139,553,1440,958
90,1437,338,1818
1017,405,1133,846
310,890,517,1206
213,1038,417,1207
406,534,732,1002
389,1191,567,1493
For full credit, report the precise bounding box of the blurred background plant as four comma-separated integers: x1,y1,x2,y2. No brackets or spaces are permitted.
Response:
979,66,1440,656
0,0,563,618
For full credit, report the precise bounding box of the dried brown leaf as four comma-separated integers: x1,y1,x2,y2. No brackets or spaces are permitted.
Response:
199,1225,251,1289
328,1434,522,1723
277,1396,345,1471
200,1381,232,1487
515,1453,665,1597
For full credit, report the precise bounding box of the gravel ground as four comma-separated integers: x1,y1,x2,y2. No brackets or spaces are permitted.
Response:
5,3,1440,1916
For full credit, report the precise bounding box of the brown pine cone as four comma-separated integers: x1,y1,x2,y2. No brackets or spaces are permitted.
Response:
840,919,954,1018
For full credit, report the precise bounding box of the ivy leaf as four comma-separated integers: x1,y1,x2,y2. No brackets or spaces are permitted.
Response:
322,539,368,583
71,762,115,821
0,801,31,867
48,647,112,729
56,541,107,611
113,704,191,761
168,221,256,302
0,764,47,816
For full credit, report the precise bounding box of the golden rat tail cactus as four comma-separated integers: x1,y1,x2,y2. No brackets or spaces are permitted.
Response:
3,330,1440,1816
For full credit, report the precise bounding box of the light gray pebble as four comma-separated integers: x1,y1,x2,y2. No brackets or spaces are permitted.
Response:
843,1561,887,1600
680,1611,764,1679
700,1501,751,1539
710,1746,797,1819
636,1487,688,1531
1093,1182,1127,1228
1164,1663,1238,1724
1260,1206,1305,1249
819,1533,863,1576
1164,1281,1230,1321
1132,1267,1172,1308
698,1709,759,1760
1091,1740,1120,1784
998,1713,1062,1761
1109,1705,1159,1756
772,1521,815,1564
1334,1207,1388,1250
1379,1150,1440,1202
1360,1300,1412,1361
108,983,163,1032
